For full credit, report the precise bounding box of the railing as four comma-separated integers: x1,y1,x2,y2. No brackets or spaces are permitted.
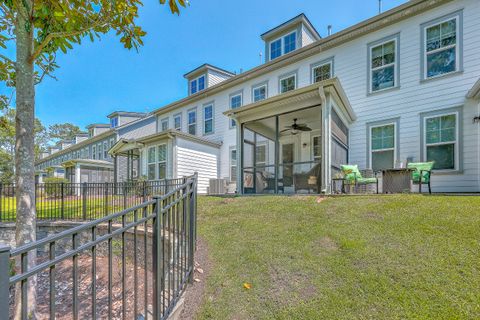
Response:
0,174,197,320
0,179,185,222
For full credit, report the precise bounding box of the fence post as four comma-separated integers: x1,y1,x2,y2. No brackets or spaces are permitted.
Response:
0,245,11,320
82,183,87,220
61,182,65,220
142,181,147,202
152,196,164,319
0,183,3,222
104,182,108,216
187,179,194,284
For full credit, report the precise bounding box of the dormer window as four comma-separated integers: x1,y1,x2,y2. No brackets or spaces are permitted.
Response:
190,75,206,95
269,31,297,61
89,129,94,138
110,117,119,128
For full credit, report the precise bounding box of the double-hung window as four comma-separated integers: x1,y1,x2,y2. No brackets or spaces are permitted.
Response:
369,37,397,92
279,73,296,93
312,136,321,161
103,141,108,158
190,75,206,95
370,124,396,171
269,31,297,60
92,146,96,159
423,12,461,79
188,109,197,135
97,143,102,160
255,144,267,167
161,118,169,132
110,117,118,128
312,60,332,83
424,113,457,170
147,147,156,180
230,93,242,128
157,144,167,180
252,83,267,102
203,103,214,135
173,113,182,131
230,148,237,183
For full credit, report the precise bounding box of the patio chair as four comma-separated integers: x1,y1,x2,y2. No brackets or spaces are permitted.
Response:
340,164,379,194
407,162,434,194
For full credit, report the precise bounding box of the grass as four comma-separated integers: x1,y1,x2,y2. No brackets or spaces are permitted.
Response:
196,195,480,319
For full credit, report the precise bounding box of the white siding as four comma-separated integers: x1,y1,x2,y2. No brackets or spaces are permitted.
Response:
175,138,219,194
208,70,232,87
152,0,479,192
301,25,316,47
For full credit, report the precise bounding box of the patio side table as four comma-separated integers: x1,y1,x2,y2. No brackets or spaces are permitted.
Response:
382,168,413,194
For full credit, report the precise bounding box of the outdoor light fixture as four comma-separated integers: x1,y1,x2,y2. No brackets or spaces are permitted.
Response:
473,116,480,123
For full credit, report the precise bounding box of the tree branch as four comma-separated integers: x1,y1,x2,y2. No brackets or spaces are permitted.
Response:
0,53,14,65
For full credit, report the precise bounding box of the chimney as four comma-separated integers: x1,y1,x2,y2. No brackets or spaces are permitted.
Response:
327,25,332,36
378,0,382,14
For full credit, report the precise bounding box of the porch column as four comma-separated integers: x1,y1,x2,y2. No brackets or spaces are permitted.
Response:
113,156,118,184
75,163,81,196
320,90,332,193
236,120,243,194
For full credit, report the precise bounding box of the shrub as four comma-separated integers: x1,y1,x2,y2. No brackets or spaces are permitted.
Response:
43,177,69,198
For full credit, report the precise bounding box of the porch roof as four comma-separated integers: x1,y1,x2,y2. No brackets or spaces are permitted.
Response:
223,78,356,124
61,159,114,169
109,129,222,156
467,78,480,99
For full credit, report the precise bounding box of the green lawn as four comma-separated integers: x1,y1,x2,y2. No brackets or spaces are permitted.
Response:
196,195,480,320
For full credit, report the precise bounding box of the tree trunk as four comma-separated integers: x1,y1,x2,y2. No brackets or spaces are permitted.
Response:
14,2,38,319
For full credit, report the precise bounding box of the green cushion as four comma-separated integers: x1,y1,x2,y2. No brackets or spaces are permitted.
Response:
341,164,362,182
357,177,378,185
407,162,434,184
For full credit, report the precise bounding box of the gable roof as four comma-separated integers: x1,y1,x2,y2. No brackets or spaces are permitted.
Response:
260,13,321,41
183,63,236,79
153,0,454,117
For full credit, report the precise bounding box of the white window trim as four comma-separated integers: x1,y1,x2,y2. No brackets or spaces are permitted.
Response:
173,113,182,131
252,83,268,102
369,122,397,170
161,117,169,131
369,38,398,93
189,74,206,95
311,60,333,84
423,111,459,171
279,73,297,93
157,143,168,180
147,146,157,180
229,92,243,129
229,147,237,183
255,142,268,167
422,14,460,80
269,30,297,60
187,108,197,135
203,103,214,135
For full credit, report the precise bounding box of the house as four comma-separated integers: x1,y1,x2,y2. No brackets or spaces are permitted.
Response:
35,0,480,194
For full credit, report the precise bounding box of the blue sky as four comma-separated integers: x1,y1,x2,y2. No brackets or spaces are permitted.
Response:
5,0,408,129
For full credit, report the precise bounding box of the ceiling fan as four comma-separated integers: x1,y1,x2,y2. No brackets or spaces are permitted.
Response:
281,118,312,135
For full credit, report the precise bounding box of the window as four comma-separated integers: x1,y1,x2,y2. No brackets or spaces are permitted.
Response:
371,124,395,171
424,113,457,170
161,118,169,132
230,93,242,128
203,103,214,135
89,129,94,138
279,74,296,93
269,31,297,60
369,37,397,92
110,117,118,128
252,84,267,102
97,143,102,160
230,148,237,183
312,61,332,83
270,39,282,60
173,113,182,131
157,144,167,180
92,146,96,159
423,13,461,79
190,75,206,95
147,147,156,180
255,144,266,166
188,109,197,135
312,136,321,161
103,141,108,158
110,138,115,149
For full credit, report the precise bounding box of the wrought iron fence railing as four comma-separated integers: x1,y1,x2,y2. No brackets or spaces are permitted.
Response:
0,179,186,222
0,174,197,320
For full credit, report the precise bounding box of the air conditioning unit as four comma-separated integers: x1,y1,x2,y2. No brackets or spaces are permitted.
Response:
208,178,227,195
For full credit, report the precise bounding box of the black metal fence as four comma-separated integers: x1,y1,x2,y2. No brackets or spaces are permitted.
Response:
0,174,197,320
0,179,185,222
